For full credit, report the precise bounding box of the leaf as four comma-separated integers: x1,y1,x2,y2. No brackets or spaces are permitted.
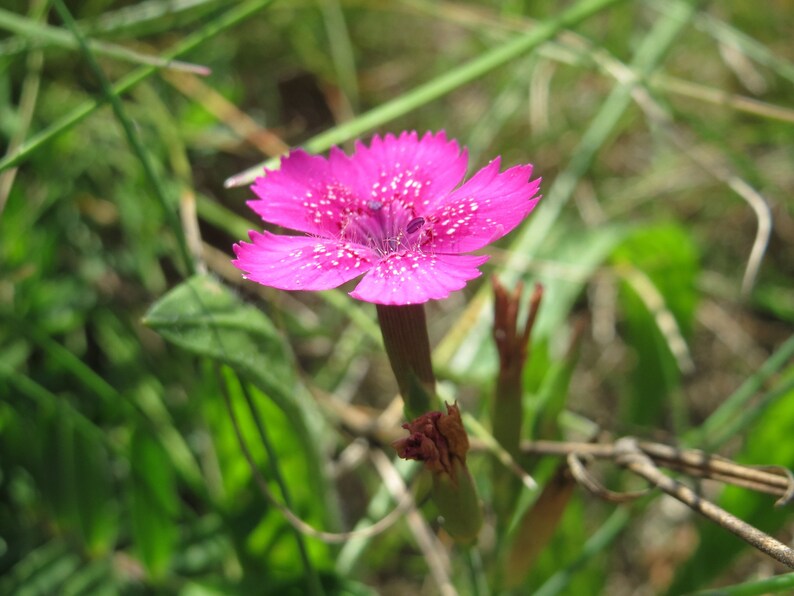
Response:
60,557,116,596
527,338,581,442
129,428,178,580
753,282,794,323
144,275,307,427
42,403,80,534
612,224,699,426
143,274,332,522
532,224,629,340
73,423,117,557
0,541,81,596
682,571,794,596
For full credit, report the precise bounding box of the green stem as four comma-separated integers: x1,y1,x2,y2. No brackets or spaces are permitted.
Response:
431,459,483,544
376,304,435,418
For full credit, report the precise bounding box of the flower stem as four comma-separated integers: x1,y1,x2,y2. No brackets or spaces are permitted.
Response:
376,304,435,418
431,459,483,545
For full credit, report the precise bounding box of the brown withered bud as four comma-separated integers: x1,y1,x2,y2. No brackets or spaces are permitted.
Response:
392,402,469,483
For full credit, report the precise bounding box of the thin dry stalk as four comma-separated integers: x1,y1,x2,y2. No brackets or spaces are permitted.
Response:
614,438,794,569
509,436,794,568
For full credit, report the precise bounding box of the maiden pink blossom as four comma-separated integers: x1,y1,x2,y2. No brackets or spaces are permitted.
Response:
233,131,541,305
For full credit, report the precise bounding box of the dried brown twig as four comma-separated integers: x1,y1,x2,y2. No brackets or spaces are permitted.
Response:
512,437,794,568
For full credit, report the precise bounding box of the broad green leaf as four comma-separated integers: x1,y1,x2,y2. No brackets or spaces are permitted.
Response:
527,340,581,442
503,465,577,589
207,367,333,568
684,571,794,596
534,508,630,596
522,338,553,396
146,276,296,410
73,424,117,557
143,274,325,452
40,402,80,535
130,429,178,580
612,224,699,426
532,223,629,340
143,274,333,528
753,282,794,323
61,557,116,596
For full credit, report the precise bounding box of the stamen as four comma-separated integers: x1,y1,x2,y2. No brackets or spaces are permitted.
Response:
340,200,427,256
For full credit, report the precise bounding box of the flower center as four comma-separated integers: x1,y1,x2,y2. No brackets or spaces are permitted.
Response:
340,200,432,255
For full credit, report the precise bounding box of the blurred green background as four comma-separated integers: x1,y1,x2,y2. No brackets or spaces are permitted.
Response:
1,0,793,594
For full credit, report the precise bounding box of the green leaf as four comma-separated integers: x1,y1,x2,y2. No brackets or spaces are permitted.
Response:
143,274,323,446
0,541,81,596
73,424,117,557
752,282,794,323
528,341,581,442
143,274,334,532
130,428,178,580
36,403,81,537
612,224,699,426
685,571,794,596
532,224,629,340
60,557,116,596
503,465,578,589
144,274,295,403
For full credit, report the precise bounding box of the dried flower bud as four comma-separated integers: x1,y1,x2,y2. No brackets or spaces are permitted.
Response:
393,403,482,543
393,403,469,482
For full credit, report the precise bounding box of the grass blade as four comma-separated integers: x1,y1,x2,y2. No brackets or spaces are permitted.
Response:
0,0,275,173
438,0,700,374
52,0,195,275
0,7,210,74
688,334,794,448
224,0,629,188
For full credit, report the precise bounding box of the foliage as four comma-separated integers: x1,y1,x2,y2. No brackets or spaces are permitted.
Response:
1,0,793,593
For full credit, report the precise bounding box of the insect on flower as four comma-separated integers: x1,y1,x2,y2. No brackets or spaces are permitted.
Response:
233,131,541,305
406,217,425,235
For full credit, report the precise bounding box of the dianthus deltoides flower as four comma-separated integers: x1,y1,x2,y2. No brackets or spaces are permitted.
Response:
233,131,541,305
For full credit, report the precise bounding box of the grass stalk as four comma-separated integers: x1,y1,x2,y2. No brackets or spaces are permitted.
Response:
0,7,210,74
224,0,628,188
0,0,275,173
52,0,195,276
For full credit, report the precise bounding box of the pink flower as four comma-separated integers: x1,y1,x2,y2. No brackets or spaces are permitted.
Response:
232,131,541,305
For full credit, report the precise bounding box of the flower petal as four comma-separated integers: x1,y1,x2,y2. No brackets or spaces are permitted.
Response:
425,159,541,253
330,131,468,212
233,231,376,291
349,252,489,305
248,150,359,236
